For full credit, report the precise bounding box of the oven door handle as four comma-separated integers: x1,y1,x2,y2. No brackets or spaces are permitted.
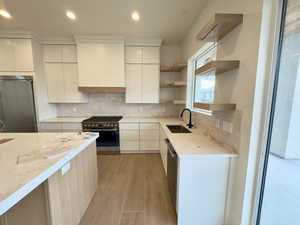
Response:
83,128,118,132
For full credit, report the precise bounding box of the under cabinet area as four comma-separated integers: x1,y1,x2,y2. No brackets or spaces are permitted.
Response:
125,46,160,103
120,122,160,153
43,44,88,103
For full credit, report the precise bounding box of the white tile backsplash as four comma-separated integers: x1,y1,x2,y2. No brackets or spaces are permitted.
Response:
56,93,184,117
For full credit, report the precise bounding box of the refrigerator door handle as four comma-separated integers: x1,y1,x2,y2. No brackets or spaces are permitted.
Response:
0,120,5,131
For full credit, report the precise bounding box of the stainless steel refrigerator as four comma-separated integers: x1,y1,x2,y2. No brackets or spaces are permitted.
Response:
0,76,37,132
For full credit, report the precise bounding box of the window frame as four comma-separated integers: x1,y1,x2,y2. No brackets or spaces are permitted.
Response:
186,42,217,115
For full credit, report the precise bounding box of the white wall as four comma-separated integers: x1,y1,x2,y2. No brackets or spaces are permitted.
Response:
31,37,57,121
180,0,266,224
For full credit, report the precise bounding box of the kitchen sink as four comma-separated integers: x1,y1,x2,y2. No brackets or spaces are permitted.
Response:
167,125,191,133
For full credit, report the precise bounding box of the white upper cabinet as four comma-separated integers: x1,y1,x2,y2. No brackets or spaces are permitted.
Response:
44,63,65,103
125,47,142,63
62,45,77,62
0,38,34,73
44,45,77,63
126,64,142,103
142,64,159,103
125,46,160,64
142,47,160,64
125,46,160,104
43,44,88,103
75,37,125,88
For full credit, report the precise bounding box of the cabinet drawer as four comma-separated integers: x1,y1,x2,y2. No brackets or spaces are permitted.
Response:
120,123,139,130
140,129,159,140
120,130,139,141
120,140,139,151
140,123,159,130
140,140,159,150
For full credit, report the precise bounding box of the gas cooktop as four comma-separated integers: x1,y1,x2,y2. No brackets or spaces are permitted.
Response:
83,116,123,123
82,116,123,131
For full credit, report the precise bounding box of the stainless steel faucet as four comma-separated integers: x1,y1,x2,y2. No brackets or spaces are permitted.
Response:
180,108,193,128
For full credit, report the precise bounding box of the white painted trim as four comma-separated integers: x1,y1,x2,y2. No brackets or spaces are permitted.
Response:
0,135,98,216
250,0,283,224
0,71,35,76
41,37,76,45
125,39,162,47
0,30,32,39
74,35,125,44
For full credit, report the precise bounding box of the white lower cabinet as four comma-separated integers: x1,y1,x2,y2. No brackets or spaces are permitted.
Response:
39,122,82,133
120,122,160,153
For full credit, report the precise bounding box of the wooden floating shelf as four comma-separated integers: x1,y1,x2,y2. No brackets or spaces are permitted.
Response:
193,103,236,111
196,13,243,42
160,100,186,105
195,60,239,76
160,83,187,88
160,63,187,72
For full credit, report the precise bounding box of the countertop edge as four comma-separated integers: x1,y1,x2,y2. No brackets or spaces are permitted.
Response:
0,134,98,216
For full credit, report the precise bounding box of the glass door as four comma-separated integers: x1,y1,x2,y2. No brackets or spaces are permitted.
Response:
256,0,300,224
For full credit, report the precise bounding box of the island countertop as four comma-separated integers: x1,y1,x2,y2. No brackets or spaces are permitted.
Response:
0,132,98,216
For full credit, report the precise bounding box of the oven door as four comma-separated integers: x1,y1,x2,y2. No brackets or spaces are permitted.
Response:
96,129,120,152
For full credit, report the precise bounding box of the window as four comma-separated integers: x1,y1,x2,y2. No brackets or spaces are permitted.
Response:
187,42,217,114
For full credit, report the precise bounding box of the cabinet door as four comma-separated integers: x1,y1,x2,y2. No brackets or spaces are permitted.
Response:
0,39,15,71
14,39,34,71
63,63,88,103
142,64,159,103
126,64,142,103
77,42,125,87
44,63,65,103
142,47,160,64
125,47,142,63
62,45,77,63
44,45,62,62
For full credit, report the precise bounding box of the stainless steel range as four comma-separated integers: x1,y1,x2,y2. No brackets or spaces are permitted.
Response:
82,116,123,153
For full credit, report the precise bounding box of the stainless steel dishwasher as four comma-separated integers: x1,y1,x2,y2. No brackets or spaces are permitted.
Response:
166,138,177,212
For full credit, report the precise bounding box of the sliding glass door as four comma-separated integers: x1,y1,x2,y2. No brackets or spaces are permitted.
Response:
256,0,300,224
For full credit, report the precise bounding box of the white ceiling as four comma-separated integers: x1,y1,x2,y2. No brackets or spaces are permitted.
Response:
0,0,207,44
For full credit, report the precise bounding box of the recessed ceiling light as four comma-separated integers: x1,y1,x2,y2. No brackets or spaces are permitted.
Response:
0,9,12,19
66,11,76,20
131,11,140,21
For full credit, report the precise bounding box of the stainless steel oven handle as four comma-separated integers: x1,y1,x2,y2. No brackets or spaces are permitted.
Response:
83,128,118,132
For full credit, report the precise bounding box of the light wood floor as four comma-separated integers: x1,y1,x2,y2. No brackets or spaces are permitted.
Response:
79,154,177,225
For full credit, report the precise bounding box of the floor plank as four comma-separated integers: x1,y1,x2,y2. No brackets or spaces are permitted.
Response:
79,154,177,225
119,212,144,225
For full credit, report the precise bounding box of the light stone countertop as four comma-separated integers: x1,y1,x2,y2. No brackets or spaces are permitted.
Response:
0,132,98,216
40,117,88,123
120,117,237,157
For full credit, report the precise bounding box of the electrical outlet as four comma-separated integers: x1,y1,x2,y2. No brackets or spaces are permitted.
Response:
223,121,233,133
61,162,71,176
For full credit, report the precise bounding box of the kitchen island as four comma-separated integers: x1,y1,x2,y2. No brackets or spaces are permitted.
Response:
0,132,98,225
